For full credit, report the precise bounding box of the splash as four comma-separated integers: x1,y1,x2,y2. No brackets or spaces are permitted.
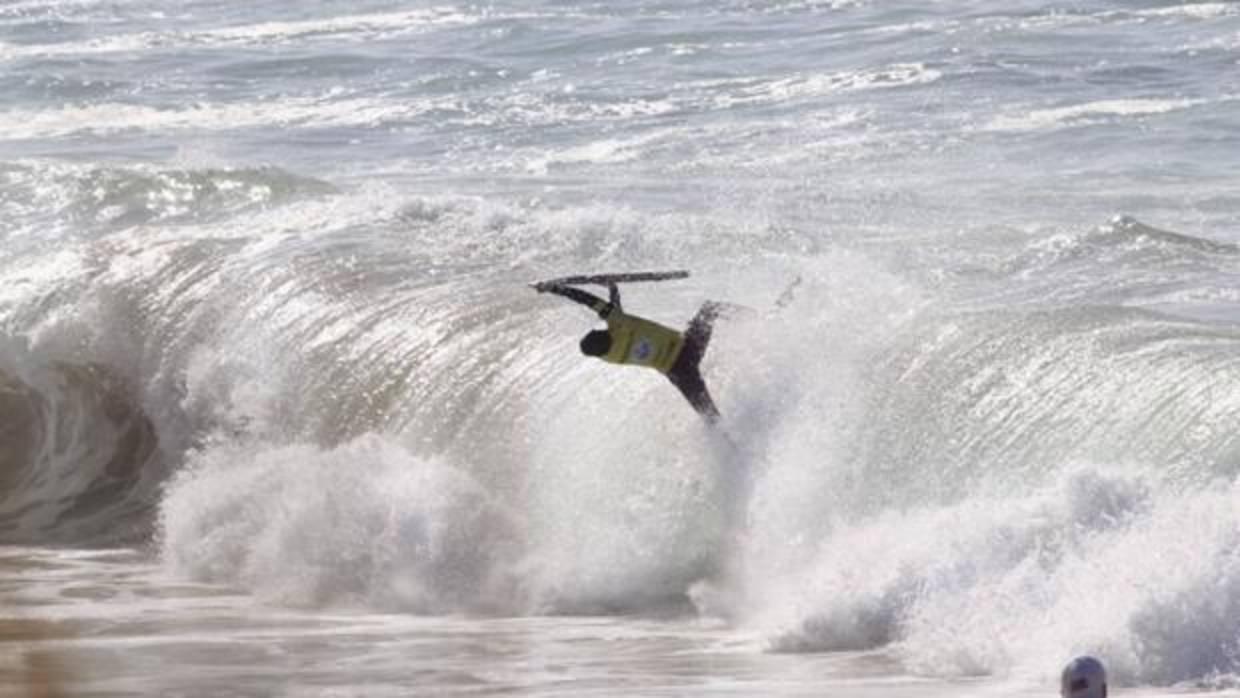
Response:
752,466,1240,687
5,155,1240,688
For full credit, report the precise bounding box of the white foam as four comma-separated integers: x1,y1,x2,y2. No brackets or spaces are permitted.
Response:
0,85,692,139
749,464,1240,686
759,0,866,12
1132,3,1238,20
518,134,655,174
0,7,485,60
159,435,527,612
187,8,482,45
0,0,133,19
0,95,440,140
983,98,1204,133
711,63,941,109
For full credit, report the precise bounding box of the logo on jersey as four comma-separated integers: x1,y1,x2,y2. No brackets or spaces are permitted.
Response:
631,337,654,361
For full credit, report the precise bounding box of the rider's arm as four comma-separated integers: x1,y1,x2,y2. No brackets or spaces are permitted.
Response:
608,283,621,312
537,284,615,319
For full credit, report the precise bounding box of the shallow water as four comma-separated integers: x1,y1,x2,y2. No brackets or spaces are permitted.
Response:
6,546,1240,696
0,547,969,697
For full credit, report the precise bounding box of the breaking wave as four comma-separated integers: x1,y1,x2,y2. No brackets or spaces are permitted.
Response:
6,159,1240,686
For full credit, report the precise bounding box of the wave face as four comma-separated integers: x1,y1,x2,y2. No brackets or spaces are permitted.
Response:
5,0,1240,689
0,340,156,543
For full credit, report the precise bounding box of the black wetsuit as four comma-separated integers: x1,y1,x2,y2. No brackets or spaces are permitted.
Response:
667,303,721,424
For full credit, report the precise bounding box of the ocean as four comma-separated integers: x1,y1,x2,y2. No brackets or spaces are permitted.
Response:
3,0,1240,695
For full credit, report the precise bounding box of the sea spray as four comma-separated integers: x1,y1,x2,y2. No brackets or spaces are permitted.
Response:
160,435,527,612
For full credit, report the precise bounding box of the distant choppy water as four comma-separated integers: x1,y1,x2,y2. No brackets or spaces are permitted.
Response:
3,1,1240,695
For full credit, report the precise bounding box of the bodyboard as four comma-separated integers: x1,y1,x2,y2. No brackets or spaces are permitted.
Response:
532,270,689,289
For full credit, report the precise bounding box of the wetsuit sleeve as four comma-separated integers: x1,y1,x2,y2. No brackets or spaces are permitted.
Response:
538,284,615,319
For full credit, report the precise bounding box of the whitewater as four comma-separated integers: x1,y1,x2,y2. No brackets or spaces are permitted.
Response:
3,0,1240,695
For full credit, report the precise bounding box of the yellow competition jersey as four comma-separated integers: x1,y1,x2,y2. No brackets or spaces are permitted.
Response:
600,311,684,374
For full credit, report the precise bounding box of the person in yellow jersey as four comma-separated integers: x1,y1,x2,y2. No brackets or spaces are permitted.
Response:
534,280,722,424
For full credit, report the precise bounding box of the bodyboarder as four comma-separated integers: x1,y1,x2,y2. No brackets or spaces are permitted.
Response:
532,279,722,425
